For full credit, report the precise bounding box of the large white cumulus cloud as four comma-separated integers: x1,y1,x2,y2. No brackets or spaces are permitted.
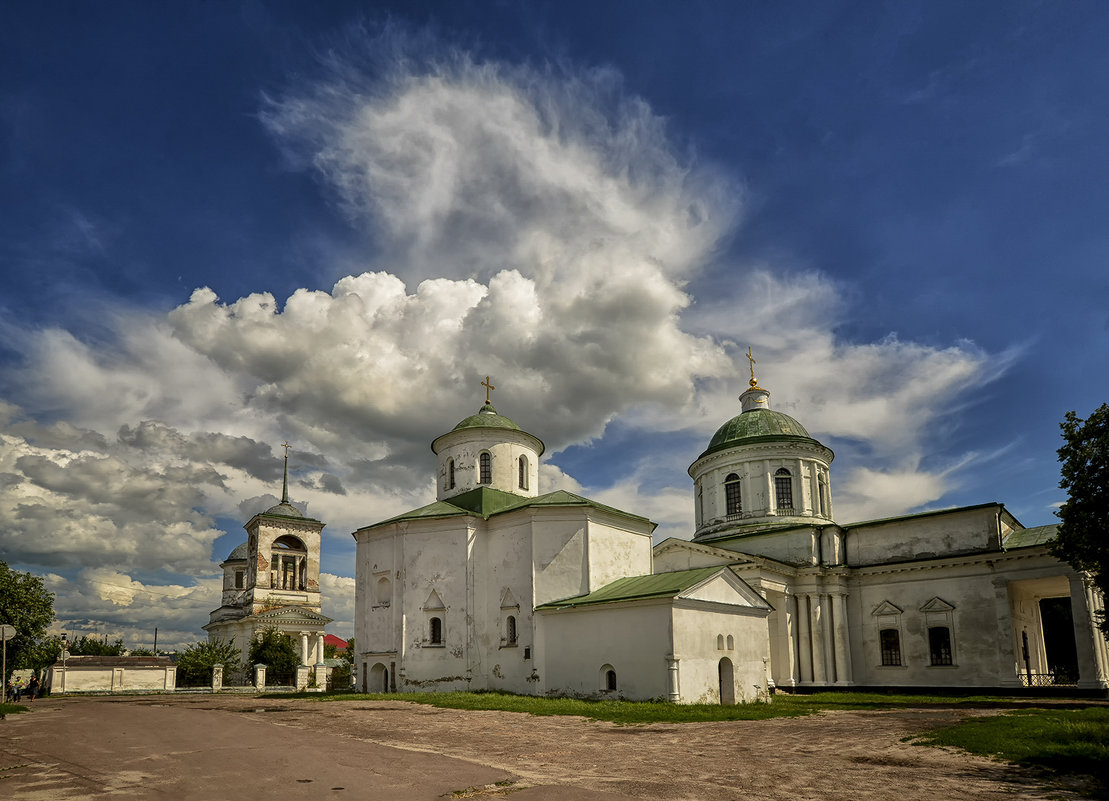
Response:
0,29,1003,648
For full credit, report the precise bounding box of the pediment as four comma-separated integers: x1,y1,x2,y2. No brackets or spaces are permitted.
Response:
423,589,445,611
499,587,519,610
252,605,332,625
679,570,773,611
919,596,955,613
872,600,903,617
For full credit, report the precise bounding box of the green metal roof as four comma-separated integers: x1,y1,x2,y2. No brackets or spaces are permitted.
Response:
1003,524,1058,550
536,566,725,609
452,403,522,432
367,487,654,529
699,409,820,459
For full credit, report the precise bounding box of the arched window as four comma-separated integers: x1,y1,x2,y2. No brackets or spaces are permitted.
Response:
602,667,617,692
479,452,492,484
518,455,528,490
716,634,724,650
818,475,828,517
880,628,901,666
724,473,742,516
447,458,455,490
929,626,953,666
271,535,307,590
726,634,734,650
429,616,443,644
506,615,517,645
774,468,794,512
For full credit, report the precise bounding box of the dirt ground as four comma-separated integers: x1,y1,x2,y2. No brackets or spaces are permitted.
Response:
1,693,1099,800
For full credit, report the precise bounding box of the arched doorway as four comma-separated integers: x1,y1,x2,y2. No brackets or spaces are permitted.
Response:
718,657,735,705
370,662,389,693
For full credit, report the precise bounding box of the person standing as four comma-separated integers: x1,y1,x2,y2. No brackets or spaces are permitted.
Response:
27,675,39,701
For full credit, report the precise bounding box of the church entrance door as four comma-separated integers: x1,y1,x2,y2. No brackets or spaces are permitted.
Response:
370,662,389,692
718,658,735,705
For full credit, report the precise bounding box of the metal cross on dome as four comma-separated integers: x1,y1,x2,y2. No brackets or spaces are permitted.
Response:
282,441,292,458
481,376,495,404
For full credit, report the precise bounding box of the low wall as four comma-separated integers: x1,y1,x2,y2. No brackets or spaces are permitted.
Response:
48,656,177,693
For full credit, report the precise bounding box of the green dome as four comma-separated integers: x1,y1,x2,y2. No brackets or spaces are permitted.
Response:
701,409,816,457
452,403,522,432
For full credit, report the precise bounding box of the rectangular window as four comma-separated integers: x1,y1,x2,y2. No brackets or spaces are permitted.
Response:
880,628,901,666
929,626,953,666
234,571,244,589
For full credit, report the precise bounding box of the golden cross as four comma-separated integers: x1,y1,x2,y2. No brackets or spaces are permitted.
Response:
282,441,292,458
746,346,758,387
481,376,495,404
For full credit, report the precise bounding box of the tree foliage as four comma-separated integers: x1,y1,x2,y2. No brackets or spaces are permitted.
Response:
0,560,56,679
68,635,126,656
1053,403,1109,634
175,639,242,686
248,628,299,675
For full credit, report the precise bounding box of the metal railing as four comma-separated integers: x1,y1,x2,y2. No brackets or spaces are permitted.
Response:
1020,671,1078,687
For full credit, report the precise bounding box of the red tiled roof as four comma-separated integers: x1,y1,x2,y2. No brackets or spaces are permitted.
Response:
323,634,349,650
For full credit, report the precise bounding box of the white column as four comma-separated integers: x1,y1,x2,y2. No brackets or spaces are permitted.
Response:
781,591,799,687
1087,585,1109,681
300,632,309,666
764,460,774,514
1070,574,1109,689
797,594,813,684
810,594,828,685
316,633,325,664
832,592,852,685
666,656,680,702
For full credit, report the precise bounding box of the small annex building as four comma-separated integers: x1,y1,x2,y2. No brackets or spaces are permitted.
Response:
353,371,1108,702
205,448,332,684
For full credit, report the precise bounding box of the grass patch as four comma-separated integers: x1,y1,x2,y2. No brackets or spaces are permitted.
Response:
314,690,805,723
0,702,28,717
912,707,1109,796
305,689,1051,724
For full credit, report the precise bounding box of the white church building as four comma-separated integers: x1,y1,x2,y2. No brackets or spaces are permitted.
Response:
353,375,1108,702
206,448,332,683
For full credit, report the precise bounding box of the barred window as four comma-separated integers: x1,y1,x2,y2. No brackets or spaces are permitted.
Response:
518,456,528,490
479,452,492,484
429,616,443,644
929,626,953,666
774,468,793,511
880,628,901,666
724,473,742,515
447,458,455,490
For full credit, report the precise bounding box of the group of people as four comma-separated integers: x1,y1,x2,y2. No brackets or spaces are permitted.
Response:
4,674,40,703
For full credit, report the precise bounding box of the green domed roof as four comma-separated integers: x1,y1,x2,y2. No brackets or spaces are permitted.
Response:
452,403,522,432
701,409,816,457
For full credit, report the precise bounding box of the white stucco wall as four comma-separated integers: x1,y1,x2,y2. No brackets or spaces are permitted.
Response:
846,506,1003,566
538,602,672,700
671,604,771,703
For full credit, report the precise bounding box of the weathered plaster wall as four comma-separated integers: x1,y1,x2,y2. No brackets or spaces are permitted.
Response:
538,602,671,700
671,604,770,703
846,507,1002,566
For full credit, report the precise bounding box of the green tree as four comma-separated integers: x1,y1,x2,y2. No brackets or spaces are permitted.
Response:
248,628,299,676
0,560,56,680
324,636,354,688
68,635,126,656
1053,403,1109,635
175,640,242,686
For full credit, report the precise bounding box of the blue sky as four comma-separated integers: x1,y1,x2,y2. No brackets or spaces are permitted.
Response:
1,1,1106,650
